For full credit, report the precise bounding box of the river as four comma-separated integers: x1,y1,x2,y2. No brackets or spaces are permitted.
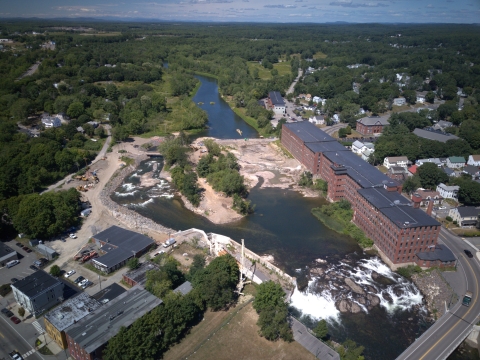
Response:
111,74,440,359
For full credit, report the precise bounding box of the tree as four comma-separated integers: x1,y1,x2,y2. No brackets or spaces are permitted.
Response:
10,98,32,123
67,101,85,119
402,90,416,105
417,163,448,189
18,307,25,318
337,339,365,360
313,319,328,340
402,176,421,194
50,265,61,277
425,91,435,104
127,258,140,270
253,281,293,342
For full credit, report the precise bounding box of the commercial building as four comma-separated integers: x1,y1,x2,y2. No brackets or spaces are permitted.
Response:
65,286,162,360
0,243,18,267
11,270,64,317
266,91,286,115
413,128,459,143
91,226,155,274
44,293,101,349
356,116,389,136
281,122,443,267
122,261,160,287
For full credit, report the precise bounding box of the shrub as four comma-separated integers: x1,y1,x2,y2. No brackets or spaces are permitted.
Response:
50,265,61,277
445,216,453,222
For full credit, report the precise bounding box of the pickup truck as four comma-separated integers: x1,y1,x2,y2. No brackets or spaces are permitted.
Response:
462,291,473,307
9,350,23,360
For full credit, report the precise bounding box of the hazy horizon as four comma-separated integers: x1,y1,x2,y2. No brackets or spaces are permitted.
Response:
1,0,479,24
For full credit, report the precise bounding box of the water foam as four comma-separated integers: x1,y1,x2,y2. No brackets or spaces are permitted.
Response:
114,190,138,197
290,281,340,321
122,183,137,191
133,198,154,207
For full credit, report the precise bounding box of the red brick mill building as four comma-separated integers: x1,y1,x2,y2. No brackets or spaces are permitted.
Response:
281,122,455,268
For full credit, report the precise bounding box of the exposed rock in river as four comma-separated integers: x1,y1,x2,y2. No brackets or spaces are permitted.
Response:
345,278,365,295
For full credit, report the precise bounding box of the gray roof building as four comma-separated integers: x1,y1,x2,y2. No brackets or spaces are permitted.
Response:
0,243,17,266
268,91,285,106
92,283,127,303
356,116,389,126
174,281,193,296
413,128,459,143
91,226,155,274
122,261,160,287
416,244,456,263
65,286,162,359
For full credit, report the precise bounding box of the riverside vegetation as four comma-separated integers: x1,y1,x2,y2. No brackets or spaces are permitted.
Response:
311,199,374,249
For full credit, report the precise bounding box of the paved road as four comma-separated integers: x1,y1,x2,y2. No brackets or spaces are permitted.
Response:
286,68,302,95
0,314,43,360
397,227,480,360
42,125,112,193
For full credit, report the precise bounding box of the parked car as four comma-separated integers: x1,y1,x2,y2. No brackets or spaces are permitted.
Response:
464,249,474,258
6,260,19,268
29,265,38,271
101,299,110,304
10,278,18,283
3,310,14,317
81,281,93,289
74,276,84,284
69,233,77,239
65,270,76,278
15,243,23,248
79,279,88,287
439,206,447,210
10,316,21,324
8,350,23,360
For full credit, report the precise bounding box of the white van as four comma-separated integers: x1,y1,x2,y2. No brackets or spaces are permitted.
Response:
6,260,19,268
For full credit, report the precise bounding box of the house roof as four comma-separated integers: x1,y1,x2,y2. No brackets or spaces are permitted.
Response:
65,287,162,354
389,166,406,173
414,189,442,200
352,140,364,148
443,168,454,176
357,187,440,228
455,206,480,218
416,244,456,262
437,183,459,191
12,270,62,299
463,165,480,175
408,165,418,174
386,156,408,163
470,155,480,162
268,91,285,106
44,292,101,332
357,116,389,126
448,156,466,163
413,128,459,143
174,281,193,295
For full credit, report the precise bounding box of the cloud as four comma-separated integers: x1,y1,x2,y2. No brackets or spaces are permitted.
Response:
264,4,297,8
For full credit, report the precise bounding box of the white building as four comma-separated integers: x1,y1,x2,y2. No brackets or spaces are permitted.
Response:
383,156,409,169
268,91,286,115
351,140,364,155
308,116,324,125
42,116,61,128
467,155,480,166
11,270,64,317
312,96,322,104
446,156,465,169
436,183,460,200
416,158,442,167
393,97,406,106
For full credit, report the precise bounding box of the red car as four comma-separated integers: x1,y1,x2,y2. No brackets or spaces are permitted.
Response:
10,316,21,324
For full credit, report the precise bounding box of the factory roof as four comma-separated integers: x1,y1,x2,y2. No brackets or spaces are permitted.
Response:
93,226,154,252
416,244,456,262
358,187,441,228
44,292,101,332
413,128,459,143
92,283,127,303
0,243,15,259
123,261,160,286
65,286,162,354
284,122,338,144
12,270,62,299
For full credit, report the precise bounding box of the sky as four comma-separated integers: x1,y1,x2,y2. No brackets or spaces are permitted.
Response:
1,0,479,23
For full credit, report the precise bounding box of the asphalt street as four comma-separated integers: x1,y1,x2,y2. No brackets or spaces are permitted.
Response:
0,314,43,360
397,227,480,360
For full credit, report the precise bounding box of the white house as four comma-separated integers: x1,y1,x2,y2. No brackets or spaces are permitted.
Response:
446,156,466,169
449,206,479,227
351,140,364,155
312,96,322,104
41,116,61,128
383,156,409,169
393,97,406,106
416,94,426,104
361,147,374,162
416,158,442,167
308,116,324,125
436,183,459,200
332,114,340,123
467,155,480,166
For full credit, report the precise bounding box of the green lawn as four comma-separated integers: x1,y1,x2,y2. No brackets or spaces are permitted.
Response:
313,51,328,59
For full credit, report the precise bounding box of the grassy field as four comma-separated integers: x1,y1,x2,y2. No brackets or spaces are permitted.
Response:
164,299,315,360
79,32,122,36
313,51,328,59
247,61,292,80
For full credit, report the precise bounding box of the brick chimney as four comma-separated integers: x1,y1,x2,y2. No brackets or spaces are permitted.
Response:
426,200,434,216
412,193,422,209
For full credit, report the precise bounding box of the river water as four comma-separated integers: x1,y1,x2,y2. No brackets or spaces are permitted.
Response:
111,75,438,359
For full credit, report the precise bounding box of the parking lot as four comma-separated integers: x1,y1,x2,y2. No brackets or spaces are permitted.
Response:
0,240,47,285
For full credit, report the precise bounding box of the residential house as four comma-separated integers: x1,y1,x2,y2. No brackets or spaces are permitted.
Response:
312,96,321,104
413,128,459,143
449,207,480,227
387,166,408,182
436,183,459,200
332,114,340,123
416,92,427,104
41,116,61,128
11,270,64,317
412,189,443,207
467,155,480,166
76,126,84,133
44,293,101,349
416,158,442,167
433,120,453,131
393,97,406,106
308,115,324,125
463,165,480,180
446,156,466,169
408,165,418,177
361,145,374,162
443,167,455,177
351,140,365,155
356,115,389,136
305,94,312,101
267,91,286,115
383,156,409,169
